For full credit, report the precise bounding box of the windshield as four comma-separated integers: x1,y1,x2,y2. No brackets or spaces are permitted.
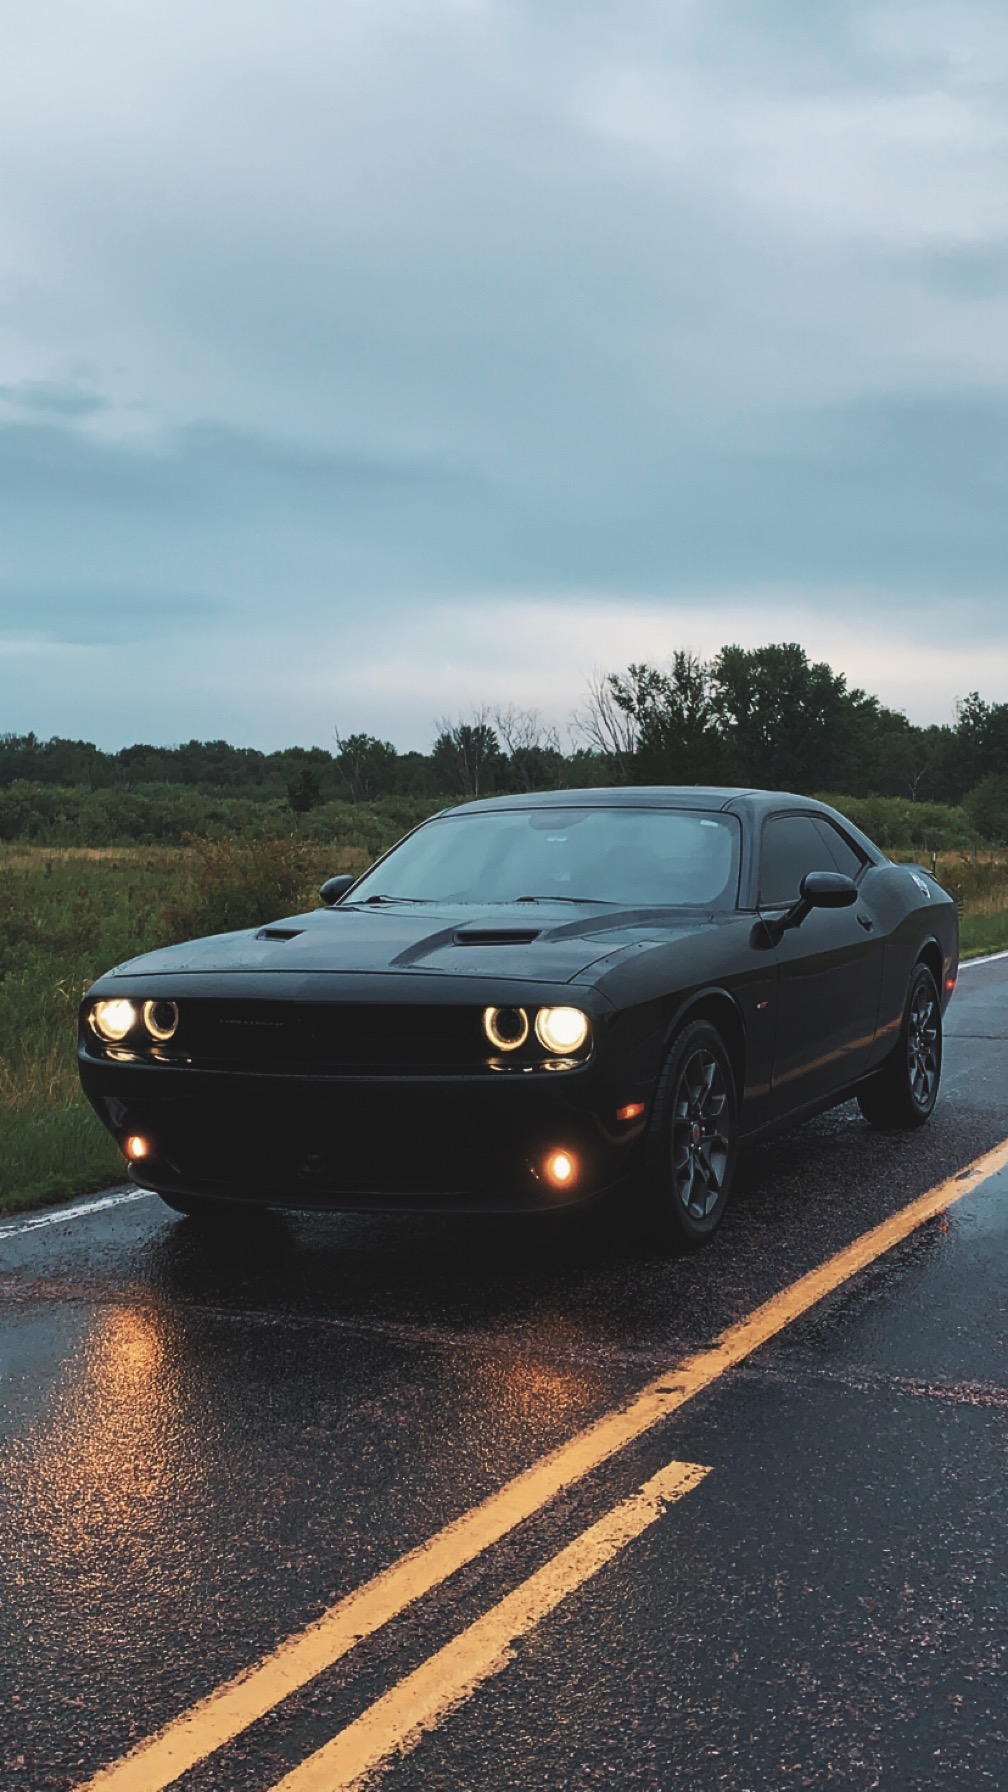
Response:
350,807,741,908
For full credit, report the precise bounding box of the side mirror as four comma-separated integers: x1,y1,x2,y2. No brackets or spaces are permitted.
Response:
800,871,859,911
767,870,858,943
319,874,356,907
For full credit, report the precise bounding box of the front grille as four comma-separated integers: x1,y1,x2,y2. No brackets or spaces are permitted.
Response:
152,1000,484,1074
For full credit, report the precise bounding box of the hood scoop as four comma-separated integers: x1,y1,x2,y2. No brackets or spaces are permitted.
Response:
452,926,541,946
256,927,305,942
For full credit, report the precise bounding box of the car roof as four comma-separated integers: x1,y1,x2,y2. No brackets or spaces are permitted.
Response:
446,787,812,815
439,787,886,868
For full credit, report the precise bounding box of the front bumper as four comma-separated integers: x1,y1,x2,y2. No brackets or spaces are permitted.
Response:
78,1058,652,1214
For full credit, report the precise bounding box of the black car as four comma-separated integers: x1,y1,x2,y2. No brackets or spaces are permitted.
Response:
78,788,957,1245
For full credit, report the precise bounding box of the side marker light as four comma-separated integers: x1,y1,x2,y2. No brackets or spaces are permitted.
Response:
945,976,956,991
617,1101,646,1122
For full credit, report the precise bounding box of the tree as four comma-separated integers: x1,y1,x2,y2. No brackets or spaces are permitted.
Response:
494,707,562,791
333,730,398,803
951,693,1008,798
711,642,863,791
571,669,639,781
964,773,1008,844
431,710,504,797
286,766,323,814
609,652,726,785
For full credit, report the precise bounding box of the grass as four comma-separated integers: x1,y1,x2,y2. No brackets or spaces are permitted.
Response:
960,912,1008,958
0,1107,124,1215
1,835,1005,1218
934,850,1008,959
0,835,359,1216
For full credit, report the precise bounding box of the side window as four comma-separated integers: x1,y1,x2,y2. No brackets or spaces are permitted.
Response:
759,815,838,907
812,817,866,880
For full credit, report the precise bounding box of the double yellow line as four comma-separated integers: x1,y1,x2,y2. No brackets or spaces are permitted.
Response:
78,1136,1008,1792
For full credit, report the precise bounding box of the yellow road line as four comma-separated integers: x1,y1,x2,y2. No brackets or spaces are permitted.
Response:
269,1458,710,1792
75,1133,1008,1792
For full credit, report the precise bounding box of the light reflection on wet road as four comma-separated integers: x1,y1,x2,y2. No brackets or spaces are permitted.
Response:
1,959,1006,1790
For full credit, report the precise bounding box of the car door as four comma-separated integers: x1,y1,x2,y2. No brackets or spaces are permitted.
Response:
760,811,884,1115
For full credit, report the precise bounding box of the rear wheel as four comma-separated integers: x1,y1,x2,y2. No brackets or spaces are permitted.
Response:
641,1020,738,1248
857,964,942,1129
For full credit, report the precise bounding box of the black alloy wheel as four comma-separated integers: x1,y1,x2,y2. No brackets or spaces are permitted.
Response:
857,963,943,1129
643,1019,738,1248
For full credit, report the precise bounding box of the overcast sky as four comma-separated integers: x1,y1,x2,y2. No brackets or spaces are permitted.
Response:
1,0,1007,752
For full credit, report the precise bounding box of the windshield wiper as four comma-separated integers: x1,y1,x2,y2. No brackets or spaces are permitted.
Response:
359,894,433,905
509,895,612,906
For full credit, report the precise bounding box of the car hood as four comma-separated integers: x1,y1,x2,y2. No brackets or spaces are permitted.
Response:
110,900,714,987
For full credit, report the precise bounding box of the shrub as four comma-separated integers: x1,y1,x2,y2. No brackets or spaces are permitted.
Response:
159,834,330,942
964,775,1008,846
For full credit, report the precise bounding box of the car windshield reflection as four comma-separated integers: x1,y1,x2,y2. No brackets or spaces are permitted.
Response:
349,807,741,909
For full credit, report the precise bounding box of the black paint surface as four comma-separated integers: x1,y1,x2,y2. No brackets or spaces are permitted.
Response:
2,958,1006,1790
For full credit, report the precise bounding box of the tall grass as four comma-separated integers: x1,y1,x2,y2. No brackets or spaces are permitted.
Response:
0,834,360,1214
959,911,1008,958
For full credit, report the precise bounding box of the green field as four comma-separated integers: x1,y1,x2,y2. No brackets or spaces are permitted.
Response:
1,833,1005,1217
0,836,353,1216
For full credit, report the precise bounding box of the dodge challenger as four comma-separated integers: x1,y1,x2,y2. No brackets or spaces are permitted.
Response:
78,788,957,1245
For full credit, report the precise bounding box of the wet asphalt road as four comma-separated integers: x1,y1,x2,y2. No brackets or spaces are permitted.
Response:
2,959,1006,1791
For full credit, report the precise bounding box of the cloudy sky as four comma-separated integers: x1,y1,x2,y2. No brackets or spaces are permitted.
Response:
1,0,1007,752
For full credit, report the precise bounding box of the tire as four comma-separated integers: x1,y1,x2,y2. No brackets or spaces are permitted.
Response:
641,1020,738,1248
857,964,942,1129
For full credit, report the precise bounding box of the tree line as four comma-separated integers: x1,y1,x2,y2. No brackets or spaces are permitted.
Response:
3,642,1008,843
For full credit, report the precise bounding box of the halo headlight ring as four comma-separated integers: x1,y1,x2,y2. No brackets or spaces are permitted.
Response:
483,1006,529,1051
89,999,139,1043
143,999,179,1042
534,1006,591,1056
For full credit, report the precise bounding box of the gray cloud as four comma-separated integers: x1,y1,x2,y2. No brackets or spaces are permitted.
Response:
0,586,223,645
0,378,106,416
908,241,1008,298
0,0,1006,747
4,390,1002,616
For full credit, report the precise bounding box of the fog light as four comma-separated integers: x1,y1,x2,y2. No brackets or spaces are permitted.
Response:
544,1149,576,1187
124,1135,150,1161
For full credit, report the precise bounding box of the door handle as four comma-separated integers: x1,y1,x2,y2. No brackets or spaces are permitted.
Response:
857,913,874,931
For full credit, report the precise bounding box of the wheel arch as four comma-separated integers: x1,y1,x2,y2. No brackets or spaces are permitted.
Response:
662,987,747,1105
915,937,943,993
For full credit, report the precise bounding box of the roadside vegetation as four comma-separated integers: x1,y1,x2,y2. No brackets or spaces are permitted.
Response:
0,837,342,1215
3,638,1007,1216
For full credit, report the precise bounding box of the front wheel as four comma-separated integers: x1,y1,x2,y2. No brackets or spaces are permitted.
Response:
640,1020,738,1249
857,964,942,1129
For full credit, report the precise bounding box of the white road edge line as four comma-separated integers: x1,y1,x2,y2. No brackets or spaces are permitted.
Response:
958,948,1008,969
0,1186,152,1240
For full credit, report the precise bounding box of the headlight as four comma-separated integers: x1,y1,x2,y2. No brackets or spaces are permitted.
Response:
534,1006,590,1055
142,999,179,1042
89,999,138,1042
483,1006,529,1051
